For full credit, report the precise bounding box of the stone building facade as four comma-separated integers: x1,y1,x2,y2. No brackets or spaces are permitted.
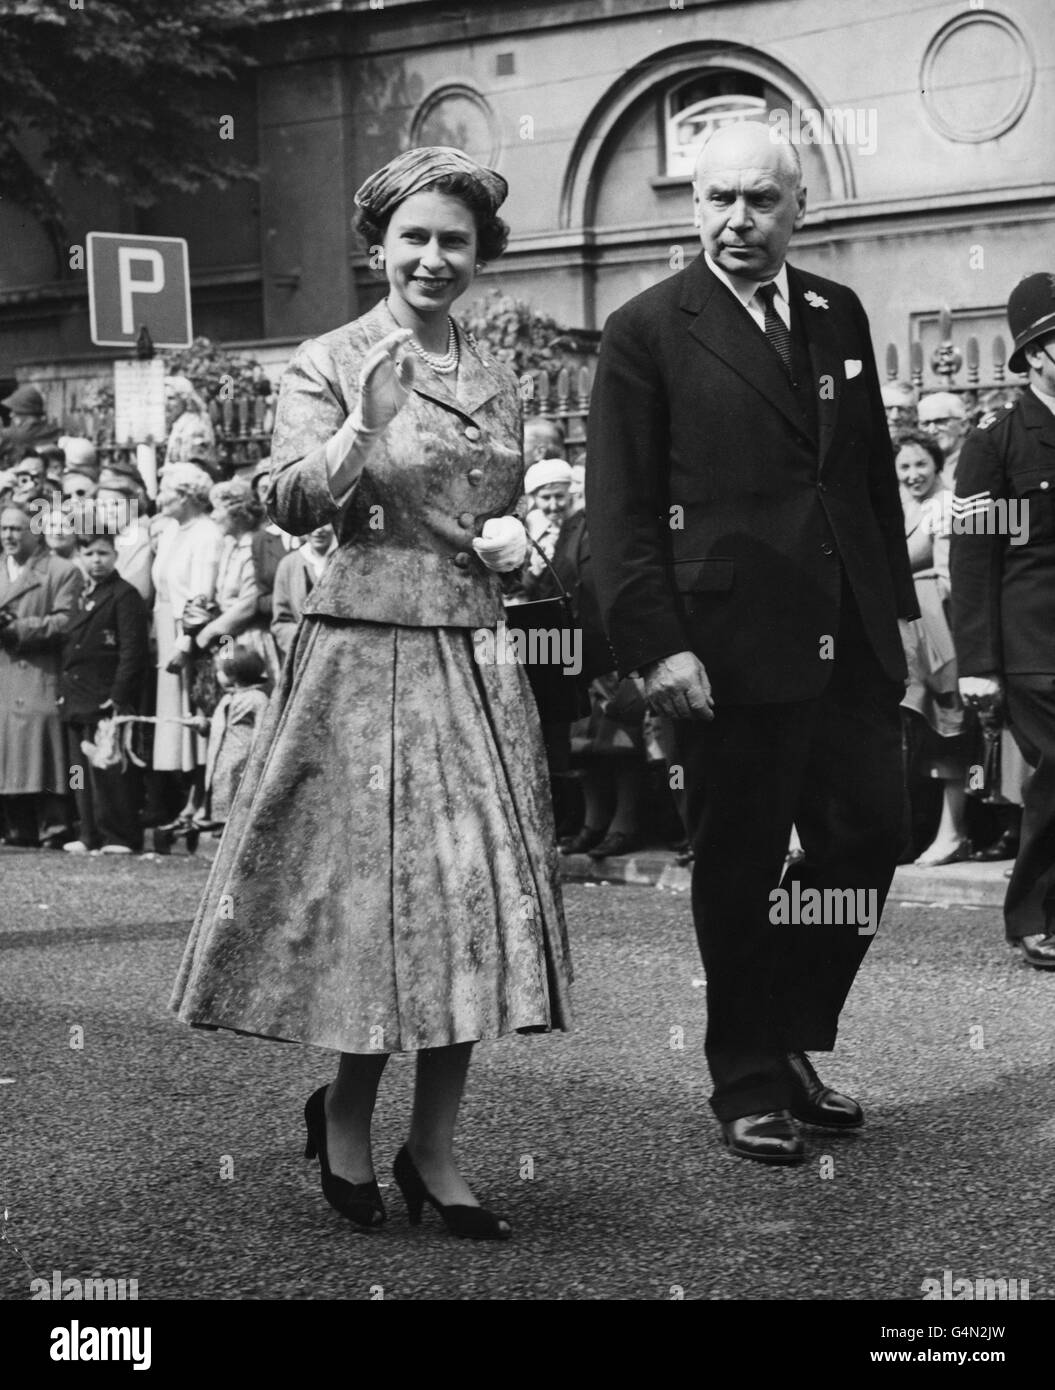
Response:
1,0,1050,413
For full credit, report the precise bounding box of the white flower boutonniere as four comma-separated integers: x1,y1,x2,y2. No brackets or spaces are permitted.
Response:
804,290,829,310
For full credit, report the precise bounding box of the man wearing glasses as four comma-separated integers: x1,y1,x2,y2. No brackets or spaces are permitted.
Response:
10,453,50,510
951,273,1055,973
918,391,969,489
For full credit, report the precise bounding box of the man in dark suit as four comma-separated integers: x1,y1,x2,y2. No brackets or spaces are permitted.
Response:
951,273,1055,972
587,122,917,1164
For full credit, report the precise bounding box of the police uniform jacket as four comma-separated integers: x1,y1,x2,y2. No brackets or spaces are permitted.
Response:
59,569,150,720
950,391,1055,676
267,299,522,628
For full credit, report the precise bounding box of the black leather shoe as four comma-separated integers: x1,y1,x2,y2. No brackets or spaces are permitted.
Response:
303,1086,386,1229
560,824,606,856
720,1110,805,1164
393,1145,510,1240
787,1051,863,1128
1018,934,1055,970
970,831,1020,862
587,829,642,859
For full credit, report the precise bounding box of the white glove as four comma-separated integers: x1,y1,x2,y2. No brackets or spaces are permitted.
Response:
354,328,415,433
472,516,528,573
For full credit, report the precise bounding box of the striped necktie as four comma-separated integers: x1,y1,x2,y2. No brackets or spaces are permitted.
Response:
757,281,793,378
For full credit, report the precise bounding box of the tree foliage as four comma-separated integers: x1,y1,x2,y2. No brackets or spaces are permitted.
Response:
461,288,594,377
0,0,269,245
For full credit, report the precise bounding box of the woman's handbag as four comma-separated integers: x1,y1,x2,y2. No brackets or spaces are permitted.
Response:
502,538,588,725
966,707,1004,803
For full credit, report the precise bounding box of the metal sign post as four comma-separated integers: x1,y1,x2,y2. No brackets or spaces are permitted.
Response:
87,233,194,494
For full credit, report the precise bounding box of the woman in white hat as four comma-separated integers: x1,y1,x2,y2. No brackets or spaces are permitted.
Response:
523,457,573,582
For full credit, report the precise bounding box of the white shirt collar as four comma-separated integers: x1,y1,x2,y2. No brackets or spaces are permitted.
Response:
705,252,789,312
1030,382,1055,417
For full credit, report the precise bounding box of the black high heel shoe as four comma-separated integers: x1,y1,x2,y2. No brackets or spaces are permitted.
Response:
392,1145,511,1241
303,1086,385,1229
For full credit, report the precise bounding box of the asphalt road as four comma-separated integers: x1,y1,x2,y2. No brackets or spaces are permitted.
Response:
1,845,1051,1302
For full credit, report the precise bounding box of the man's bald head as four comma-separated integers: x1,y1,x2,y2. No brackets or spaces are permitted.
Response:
692,121,807,281
694,121,802,191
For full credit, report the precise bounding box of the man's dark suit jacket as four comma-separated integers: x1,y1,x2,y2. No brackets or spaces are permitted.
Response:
586,255,917,704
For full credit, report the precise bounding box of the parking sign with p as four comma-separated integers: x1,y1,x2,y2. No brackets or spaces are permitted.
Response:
87,232,193,348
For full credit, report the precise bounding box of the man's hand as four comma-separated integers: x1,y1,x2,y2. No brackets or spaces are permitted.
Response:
641,650,715,721
959,675,1003,710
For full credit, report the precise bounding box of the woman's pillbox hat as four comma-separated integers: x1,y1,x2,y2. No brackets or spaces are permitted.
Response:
354,146,509,221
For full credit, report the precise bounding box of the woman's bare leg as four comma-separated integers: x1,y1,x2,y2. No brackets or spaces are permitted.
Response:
916,778,969,863
406,1042,479,1207
324,1051,389,1184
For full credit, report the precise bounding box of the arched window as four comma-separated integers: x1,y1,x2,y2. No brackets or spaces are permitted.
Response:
666,79,767,178
662,70,829,196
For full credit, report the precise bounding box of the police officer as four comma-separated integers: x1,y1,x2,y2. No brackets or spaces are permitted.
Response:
951,273,1055,970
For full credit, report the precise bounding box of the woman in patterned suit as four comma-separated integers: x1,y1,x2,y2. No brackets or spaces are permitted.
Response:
171,148,572,1241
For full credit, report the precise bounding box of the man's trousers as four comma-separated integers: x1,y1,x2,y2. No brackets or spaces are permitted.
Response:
673,600,906,1121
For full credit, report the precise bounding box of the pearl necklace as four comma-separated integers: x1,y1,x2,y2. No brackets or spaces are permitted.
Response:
407,316,460,374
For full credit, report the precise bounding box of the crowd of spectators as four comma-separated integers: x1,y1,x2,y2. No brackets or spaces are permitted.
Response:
0,384,322,854
0,376,1025,866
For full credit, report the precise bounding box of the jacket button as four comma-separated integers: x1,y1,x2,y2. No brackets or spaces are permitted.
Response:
467,468,483,485
821,543,834,556
453,551,471,569
458,512,475,530
1042,481,1050,491
464,425,481,442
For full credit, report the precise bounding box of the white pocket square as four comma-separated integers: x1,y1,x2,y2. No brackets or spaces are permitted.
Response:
844,359,863,379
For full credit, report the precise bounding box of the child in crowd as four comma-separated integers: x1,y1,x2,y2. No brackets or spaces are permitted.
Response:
194,643,269,832
60,524,149,854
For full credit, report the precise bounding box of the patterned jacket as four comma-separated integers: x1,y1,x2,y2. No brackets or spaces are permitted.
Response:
267,299,523,629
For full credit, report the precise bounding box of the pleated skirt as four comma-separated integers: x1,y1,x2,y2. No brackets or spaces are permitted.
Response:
170,615,573,1052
